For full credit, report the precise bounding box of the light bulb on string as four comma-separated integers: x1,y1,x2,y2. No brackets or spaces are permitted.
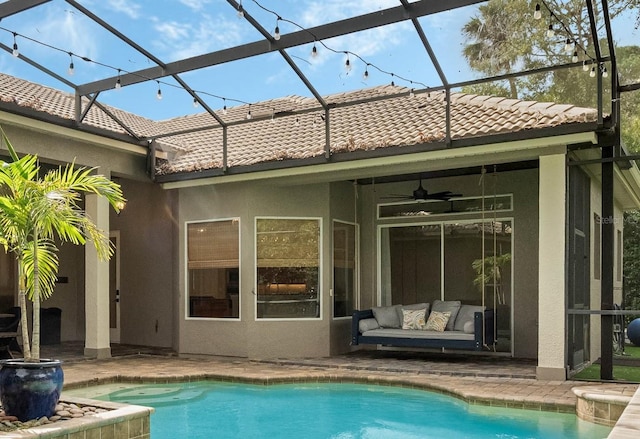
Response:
295,116,300,126
546,14,555,38
564,39,573,54
67,53,75,76
344,54,351,73
271,110,275,123
572,51,579,63
246,105,252,120
602,65,608,78
222,99,228,115
237,1,244,18
363,67,369,81
274,18,281,41
409,88,415,98
582,60,589,72
115,69,122,90
534,3,542,20
193,98,199,108
156,81,162,100
311,43,318,58
12,33,19,57
589,66,596,78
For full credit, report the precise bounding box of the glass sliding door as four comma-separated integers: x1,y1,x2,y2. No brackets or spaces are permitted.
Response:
256,218,321,319
380,225,442,307
379,219,513,353
443,221,512,352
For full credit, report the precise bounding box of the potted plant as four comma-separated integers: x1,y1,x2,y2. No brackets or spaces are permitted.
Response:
0,127,125,421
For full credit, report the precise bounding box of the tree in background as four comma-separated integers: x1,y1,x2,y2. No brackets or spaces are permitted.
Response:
462,1,640,316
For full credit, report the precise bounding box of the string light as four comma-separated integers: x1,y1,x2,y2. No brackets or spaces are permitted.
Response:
564,39,573,54
295,116,300,126
409,88,415,98
12,32,19,57
192,97,199,108
67,53,75,76
246,105,252,120
589,66,596,78
156,81,162,100
534,3,542,20
363,65,369,81
273,17,281,41
115,69,122,89
249,0,427,89
601,65,608,78
237,0,244,18
582,60,589,72
572,50,579,63
222,99,228,115
546,14,555,38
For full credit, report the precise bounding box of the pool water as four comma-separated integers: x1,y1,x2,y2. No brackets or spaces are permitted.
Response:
68,381,612,439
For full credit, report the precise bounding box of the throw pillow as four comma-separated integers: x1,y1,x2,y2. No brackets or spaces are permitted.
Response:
402,308,426,330
432,300,461,331
463,321,475,334
359,318,380,333
396,303,430,325
372,305,402,328
424,311,451,332
453,305,484,332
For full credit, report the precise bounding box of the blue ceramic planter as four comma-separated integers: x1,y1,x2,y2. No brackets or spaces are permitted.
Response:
0,359,64,421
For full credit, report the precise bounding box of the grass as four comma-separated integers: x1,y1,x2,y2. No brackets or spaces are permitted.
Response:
572,344,640,382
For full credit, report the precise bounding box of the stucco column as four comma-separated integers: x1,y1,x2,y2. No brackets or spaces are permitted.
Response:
537,153,567,380
84,193,111,359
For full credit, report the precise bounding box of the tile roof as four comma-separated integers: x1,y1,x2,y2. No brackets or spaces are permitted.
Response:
0,73,598,177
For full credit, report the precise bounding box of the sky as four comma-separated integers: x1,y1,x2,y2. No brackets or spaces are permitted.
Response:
0,0,638,121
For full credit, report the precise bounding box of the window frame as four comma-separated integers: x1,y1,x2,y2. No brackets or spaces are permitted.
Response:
184,217,241,321
332,219,359,320
254,216,323,321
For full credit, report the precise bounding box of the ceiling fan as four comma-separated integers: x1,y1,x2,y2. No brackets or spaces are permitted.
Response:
383,179,462,201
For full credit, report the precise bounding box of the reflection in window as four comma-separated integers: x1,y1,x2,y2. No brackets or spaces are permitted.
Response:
187,219,240,319
256,218,320,319
333,221,358,318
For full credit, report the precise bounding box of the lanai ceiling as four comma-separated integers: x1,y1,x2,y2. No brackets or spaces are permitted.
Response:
0,0,638,164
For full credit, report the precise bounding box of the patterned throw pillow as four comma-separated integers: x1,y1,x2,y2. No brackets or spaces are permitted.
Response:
424,311,451,332
401,309,426,330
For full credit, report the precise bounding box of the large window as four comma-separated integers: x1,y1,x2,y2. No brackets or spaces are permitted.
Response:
333,221,358,318
186,219,240,319
256,218,321,319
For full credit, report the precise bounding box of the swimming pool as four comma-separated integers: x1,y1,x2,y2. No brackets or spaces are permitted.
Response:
67,381,612,439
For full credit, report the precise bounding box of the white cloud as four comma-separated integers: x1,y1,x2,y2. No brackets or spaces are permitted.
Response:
178,0,212,12
300,0,398,27
107,0,142,20
34,9,99,61
152,14,245,61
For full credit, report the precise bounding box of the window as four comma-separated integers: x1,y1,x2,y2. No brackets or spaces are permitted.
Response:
256,218,321,319
594,214,601,280
186,219,240,319
333,221,358,318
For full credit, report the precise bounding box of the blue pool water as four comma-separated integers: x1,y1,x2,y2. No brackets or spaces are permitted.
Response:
84,381,612,439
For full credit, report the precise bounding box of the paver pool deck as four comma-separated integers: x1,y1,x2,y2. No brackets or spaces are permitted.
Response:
51,344,637,417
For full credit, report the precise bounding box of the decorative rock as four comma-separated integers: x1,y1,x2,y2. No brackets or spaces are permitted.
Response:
56,410,71,417
55,404,64,412
69,408,84,414
49,415,61,422
71,413,84,418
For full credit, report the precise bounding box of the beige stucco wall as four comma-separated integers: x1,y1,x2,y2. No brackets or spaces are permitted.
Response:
0,119,174,348
178,180,355,359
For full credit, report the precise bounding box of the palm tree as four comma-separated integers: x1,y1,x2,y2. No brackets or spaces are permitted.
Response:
0,127,125,362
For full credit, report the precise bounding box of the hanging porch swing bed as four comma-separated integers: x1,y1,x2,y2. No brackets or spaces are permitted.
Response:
351,302,495,351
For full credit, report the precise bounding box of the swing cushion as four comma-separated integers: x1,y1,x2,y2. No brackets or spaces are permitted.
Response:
372,305,403,328
432,300,461,331
454,305,486,332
